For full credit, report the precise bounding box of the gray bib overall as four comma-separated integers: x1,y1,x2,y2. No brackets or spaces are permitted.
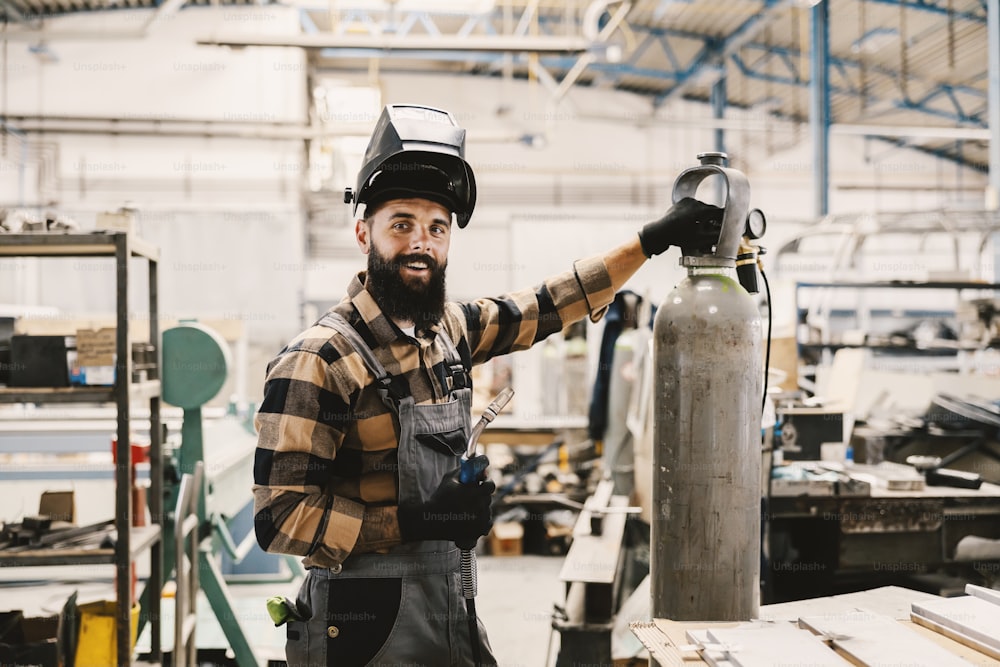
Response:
285,313,497,667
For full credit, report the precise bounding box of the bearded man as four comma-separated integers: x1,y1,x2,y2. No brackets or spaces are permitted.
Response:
253,104,722,667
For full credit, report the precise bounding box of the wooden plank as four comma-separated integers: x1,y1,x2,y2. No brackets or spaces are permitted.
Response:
966,584,1000,607
761,586,944,623
629,621,685,667
633,590,1000,666
706,623,851,667
912,596,1000,661
559,496,628,584
911,614,1000,663
799,610,973,667
573,479,615,538
900,620,1000,665
652,618,741,650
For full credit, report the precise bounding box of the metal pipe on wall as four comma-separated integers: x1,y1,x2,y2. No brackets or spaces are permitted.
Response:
988,0,999,210
712,75,728,204
810,0,830,218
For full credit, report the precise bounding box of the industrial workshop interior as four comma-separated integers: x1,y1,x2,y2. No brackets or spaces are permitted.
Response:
3,0,1000,665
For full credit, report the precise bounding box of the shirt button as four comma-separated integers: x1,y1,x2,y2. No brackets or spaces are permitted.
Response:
331,563,343,574
327,625,339,638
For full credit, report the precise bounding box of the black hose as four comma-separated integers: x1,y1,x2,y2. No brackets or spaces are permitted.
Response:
761,267,773,414
761,266,776,604
465,597,482,667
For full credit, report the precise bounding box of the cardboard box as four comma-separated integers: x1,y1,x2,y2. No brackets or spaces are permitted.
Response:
72,328,116,386
39,490,76,524
95,209,136,234
768,336,799,392
489,522,524,557
0,610,65,667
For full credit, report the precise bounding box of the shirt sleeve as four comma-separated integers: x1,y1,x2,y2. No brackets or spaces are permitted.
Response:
252,344,369,565
457,253,617,364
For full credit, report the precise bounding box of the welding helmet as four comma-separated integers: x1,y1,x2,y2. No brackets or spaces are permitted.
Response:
345,104,477,228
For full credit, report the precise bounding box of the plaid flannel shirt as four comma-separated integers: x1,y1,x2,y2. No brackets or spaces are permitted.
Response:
253,254,617,568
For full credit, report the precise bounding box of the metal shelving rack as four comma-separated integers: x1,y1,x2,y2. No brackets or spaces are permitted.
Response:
0,231,163,666
795,280,1000,373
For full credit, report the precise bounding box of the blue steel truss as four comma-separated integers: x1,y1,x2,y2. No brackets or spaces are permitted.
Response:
303,1,987,130
728,44,987,126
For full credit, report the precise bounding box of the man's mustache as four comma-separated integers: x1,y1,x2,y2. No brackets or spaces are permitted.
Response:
378,253,440,272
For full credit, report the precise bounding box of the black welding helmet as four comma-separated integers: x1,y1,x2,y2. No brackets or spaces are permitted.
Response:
346,104,477,228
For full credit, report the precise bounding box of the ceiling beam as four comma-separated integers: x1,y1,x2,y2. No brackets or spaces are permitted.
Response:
196,33,594,53
653,0,796,107
548,1,631,102
0,26,146,40
831,123,989,141
729,42,987,128
0,0,29,23
862,0,985,23
0,0,189,40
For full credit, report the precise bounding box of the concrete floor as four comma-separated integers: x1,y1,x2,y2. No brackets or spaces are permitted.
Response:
474,555,567,667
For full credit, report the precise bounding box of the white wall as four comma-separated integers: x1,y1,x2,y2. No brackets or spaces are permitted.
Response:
1,6,308,351
3,7,305,123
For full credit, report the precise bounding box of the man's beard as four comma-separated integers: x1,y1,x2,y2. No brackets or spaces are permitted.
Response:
366,243,447,327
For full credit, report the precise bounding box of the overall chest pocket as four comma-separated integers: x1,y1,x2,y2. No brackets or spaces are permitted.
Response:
411,398,469,458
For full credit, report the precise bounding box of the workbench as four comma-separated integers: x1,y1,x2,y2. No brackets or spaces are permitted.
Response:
476,414,588,447
766,462,1000,603
631,586,1000,666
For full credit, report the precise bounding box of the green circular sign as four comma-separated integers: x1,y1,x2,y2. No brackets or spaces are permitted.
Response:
162,323,230,409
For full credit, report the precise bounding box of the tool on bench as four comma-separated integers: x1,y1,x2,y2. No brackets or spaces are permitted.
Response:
907,455,984,489
460,386,514,667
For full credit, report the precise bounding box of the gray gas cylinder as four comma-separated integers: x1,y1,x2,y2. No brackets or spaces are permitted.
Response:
651,152,763,622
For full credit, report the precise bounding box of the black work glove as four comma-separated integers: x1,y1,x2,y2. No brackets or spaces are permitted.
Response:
638,197,725,257
398,455,495,550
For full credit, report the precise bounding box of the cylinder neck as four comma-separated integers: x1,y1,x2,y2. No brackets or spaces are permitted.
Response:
687,264,737,278
682,257,737,277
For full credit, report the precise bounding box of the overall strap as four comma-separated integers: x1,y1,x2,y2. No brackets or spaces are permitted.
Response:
435,326,472,394
319,312,409,410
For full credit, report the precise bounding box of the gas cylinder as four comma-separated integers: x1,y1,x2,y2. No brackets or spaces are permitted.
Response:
651,152,763,622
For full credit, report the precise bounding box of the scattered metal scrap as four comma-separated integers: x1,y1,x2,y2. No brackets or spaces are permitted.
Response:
0,518,115,553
